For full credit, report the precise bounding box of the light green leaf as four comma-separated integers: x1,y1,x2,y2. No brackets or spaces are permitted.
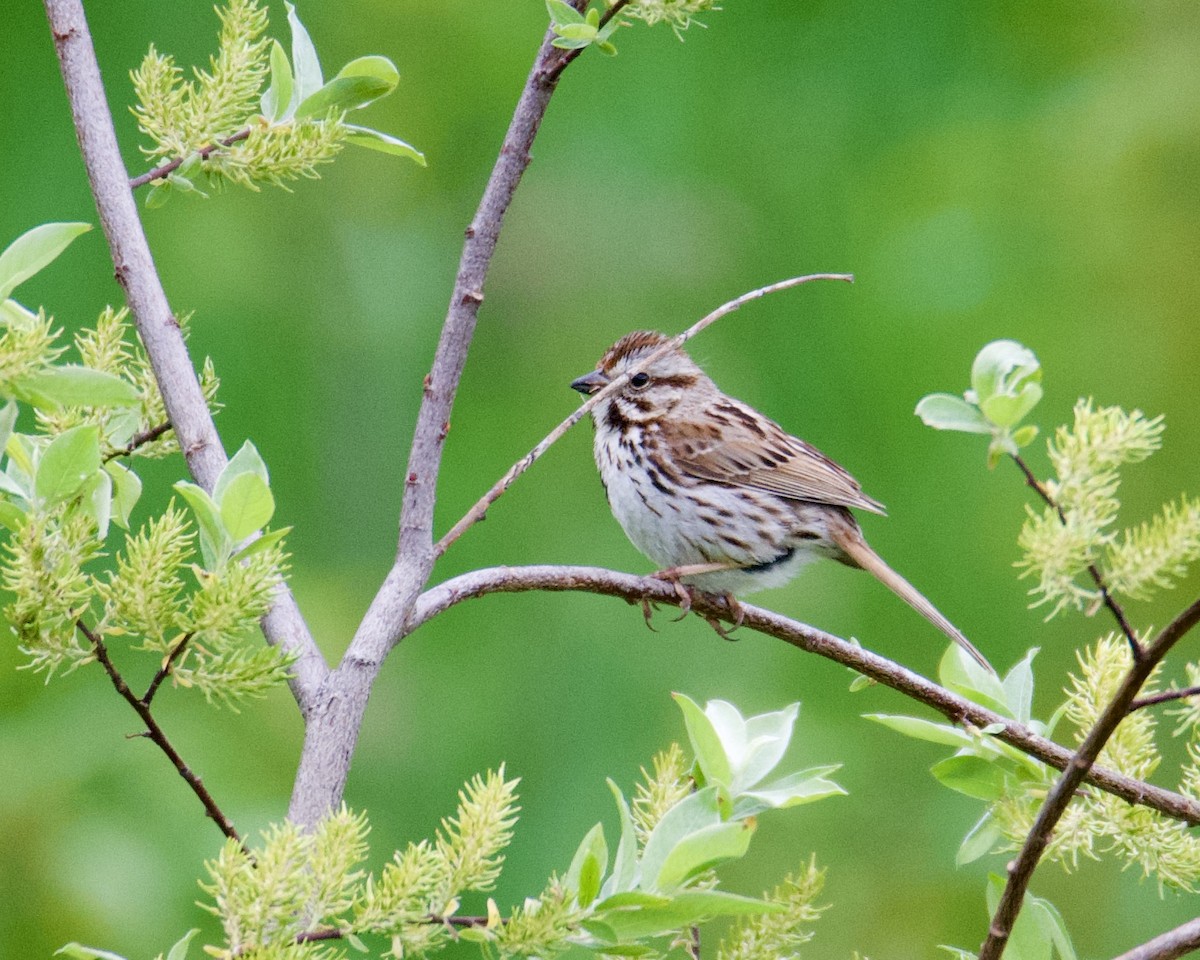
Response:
1002,649,1038,725
342,125,426,164
218,472,275,542
596,40,619,55
335,55,399,89
986,875,1053,960
596,890,781,940
0,400,17,454
674,692,733,788
738,702,800,791
1030,896,1077,960
546,0,587,25
915,393,991,434
285,2,323,101
971,340,1041,405
551,36,593,49
0,222,91,301
864,714,974,747
1012,424,1040,448
650,820,754,893
213,440,271,504
55,945,128,960
601,779,638,898
36,425,101,506
296,75,394,119
931,755,1013,802
957,811,999,866
165,929,200,960
734,765,845,817
639,787,721,892
554,23,599,41
145,181,172,209
261,41,294,121
80,468,113,539
233,525,289,561
173,481,229,569
17,365,139,409
564,822,608,909
0,500,28,532
939,645,1011,717
981,383,1043,429
104,461,143,530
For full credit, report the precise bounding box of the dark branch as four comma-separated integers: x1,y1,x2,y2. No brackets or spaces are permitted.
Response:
103,420,173,462
1010,452,1141,658
128,128,251,189
1112,918,1200,960
1131,685,1200,711
406,564,1200,826
979,593,1200,959
79,620,244,847
141,632,193,706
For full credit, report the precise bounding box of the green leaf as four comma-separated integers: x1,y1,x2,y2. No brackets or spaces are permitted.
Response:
971,340,1041,405
145,181,171,209
233,525,289,561
36,425,101,507
957,811,1000,866
79,468,113,539
174,481,229,569
939,645,1011,717
165,929,200,960
596,40,619,55
931,755,1013,802
218,471,275,541
650,820,755,893
734,765,845,817
1012,424,1039,448
296,75,393,119
1030,896,1077,960
639,787,721,892
0,500,28,532
55,945,128,960
285,1,323,102
986,875,1053,960
738,702,800,791
564,822,608,909
981,383,1043,429
864,714,974,748
17,365,139,410
601,779,638,898
1002,649,1038,725
261,40,295,120
335,54,399,90
0,400,18,454
342,125,426,164
596,890,782,940
915,393,991,434
104,461,143,530
0,222,91,301
551,36,593,49
674,692,733,788
848,673,873,692
213,440,271,504
546,0,587,25
554,23,599,41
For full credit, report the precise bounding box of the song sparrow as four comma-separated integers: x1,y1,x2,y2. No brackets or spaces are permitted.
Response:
571,330,992,672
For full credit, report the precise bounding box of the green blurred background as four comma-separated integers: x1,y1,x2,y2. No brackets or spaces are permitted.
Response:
3,0,1200,956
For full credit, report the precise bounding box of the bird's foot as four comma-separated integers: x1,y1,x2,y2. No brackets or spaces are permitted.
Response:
705,592,745,640
639,598,659,632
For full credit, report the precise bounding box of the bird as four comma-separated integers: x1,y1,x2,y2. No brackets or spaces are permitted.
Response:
570,330,992,673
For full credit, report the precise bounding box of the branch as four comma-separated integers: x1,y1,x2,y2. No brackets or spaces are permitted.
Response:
128,128,251,190
286,3,592,828
1011,452,1141,657
43,0,328,713
1112,918,1200,960
102,419,173,462
979,593,1200,960
1131,685,1200,711
405,565,1200,826
435,273,853,558
79,620,244,848
142,631,192,706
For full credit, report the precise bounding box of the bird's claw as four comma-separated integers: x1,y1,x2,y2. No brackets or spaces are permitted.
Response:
706,593,745,641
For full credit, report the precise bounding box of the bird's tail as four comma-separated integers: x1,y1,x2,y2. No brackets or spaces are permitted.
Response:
833,526,995,675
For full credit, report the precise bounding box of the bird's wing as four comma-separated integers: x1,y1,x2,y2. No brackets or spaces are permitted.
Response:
663,405,887,515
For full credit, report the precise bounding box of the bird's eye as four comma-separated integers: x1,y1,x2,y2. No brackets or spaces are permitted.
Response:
630,372,650,389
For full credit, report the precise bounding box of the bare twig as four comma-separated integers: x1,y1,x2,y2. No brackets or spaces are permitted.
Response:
435,273,853,557
1112,918,1200,960
128,128,251,189
1011,452,1141,657
79,620,244,847
142,632,193,706
405,565,1200,826
979,594,1200,960
102,420,173,462
1131,685,1200,711
286,3,591,828
44,0,328,713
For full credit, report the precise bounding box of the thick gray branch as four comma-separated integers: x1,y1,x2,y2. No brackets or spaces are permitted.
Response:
286,15,580,828
408,564,1200,827
1113,919,1200,960
43,0,327,712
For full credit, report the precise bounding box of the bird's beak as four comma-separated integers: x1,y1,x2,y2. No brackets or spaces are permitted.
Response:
570,370,610,395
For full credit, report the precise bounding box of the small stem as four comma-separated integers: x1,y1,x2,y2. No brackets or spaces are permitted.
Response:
544,0,633,83
141,632,193,705
103,420,173,462
79,620,243,847
687,925,701,960
128,129,251,189
1131,685,1200,711
1010,452,1141,658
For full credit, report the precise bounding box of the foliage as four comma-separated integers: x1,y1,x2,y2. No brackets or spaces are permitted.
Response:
131,0,422,206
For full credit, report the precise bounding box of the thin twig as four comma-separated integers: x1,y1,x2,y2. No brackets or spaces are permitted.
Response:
79,620,244,847
978,594,1200,960
404,564,1200,826
102,420,173,462
435,273,853,558
1010,452,1141,657
1111,918,1200,960
128,128,251,189
1131,685,1200,711
544,0,634,83
142,632,193,706
44,0,328,712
